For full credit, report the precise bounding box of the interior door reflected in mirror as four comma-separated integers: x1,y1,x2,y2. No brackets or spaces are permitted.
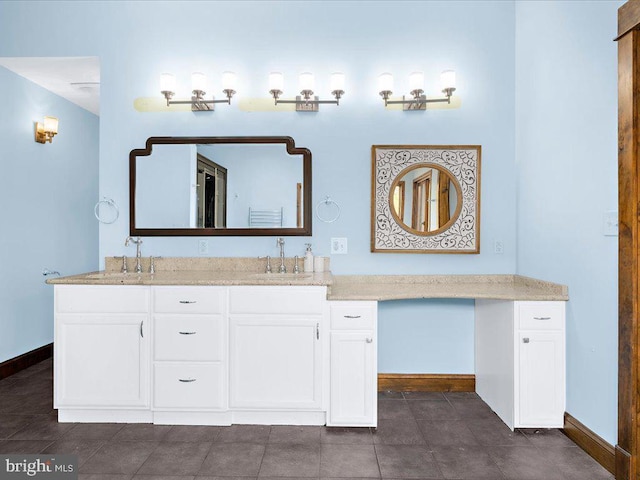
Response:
390,165,461,235
130,137,312,237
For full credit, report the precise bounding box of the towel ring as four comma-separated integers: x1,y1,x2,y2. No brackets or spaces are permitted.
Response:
94,197,119,224
316,196,341,223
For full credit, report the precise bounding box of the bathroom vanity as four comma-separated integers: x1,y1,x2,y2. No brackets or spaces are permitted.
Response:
49,259,567,430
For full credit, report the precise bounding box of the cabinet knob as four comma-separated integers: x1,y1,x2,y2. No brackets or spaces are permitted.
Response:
366,338,373,343
522,337,530,343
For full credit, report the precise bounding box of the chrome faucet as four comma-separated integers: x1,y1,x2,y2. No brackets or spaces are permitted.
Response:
125,236,143,273
277,237,286,273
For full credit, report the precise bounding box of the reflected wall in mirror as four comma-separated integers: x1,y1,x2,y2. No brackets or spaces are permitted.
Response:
130,137,311,236
371,145,480,253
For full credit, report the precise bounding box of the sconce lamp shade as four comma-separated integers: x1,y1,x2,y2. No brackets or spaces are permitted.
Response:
269,72,284,92
191,72,207,92
378,73,394,93
409,72,424,92
160,73,176,93
441,70,456,90
221,71,237,91
299,72,315,92
43,116,58,135
330,72,345,92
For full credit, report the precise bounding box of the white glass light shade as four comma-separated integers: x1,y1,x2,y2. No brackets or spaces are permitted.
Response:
269,72,284,91
409,72,424,92
299,72,315,92
330,72,345,92
191,72,207,92
43,116,58,134
441,70,456,90
221,71,237,91
160,73,176,93
378,73,394,92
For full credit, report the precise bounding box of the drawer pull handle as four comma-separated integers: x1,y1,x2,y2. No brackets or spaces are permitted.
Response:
533,316,551,320
316,323,320,340
344,315,361,319
140,321,144,338
179,331,196,335
179,378,196,383
179,300,197,304
366,338,373,344
523,338,530,343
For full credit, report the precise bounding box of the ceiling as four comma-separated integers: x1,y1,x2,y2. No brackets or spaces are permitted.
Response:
0,57,100,115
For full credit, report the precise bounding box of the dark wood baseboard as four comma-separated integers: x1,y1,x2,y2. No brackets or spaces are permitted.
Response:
378,373,475,392
562,412,616,475
0,343,53,380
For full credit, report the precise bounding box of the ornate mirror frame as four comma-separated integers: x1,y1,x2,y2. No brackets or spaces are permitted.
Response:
371,145,481,253
129,136,312,237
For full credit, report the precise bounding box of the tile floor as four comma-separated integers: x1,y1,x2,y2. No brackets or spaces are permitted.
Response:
0,358,613,480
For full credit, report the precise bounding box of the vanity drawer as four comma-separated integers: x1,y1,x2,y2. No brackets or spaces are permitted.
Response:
518,302,565,331
330,302,376,330
153,287,224,314
154,315,223,361
229,286,325,315
154,363,224,409
55,285,149,313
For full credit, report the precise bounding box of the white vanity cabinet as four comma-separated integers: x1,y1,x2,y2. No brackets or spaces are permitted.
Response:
475,300,566,429
327,301,377,427
54,286,150,422
151,286,227,424
228,287,325,422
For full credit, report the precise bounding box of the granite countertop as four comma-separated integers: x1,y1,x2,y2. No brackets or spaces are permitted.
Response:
47,257,568,301
327,274,569,301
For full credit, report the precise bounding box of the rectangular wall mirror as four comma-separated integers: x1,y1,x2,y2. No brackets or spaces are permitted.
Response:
129,136,312,236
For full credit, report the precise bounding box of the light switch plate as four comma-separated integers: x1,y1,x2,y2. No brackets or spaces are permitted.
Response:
493,240,504,255
603,211,618,236
331,237,348,254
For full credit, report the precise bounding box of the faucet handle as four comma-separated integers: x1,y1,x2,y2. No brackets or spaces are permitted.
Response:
293,256,300,274
149,256,155,274
121,255,128,274
258,255,272,273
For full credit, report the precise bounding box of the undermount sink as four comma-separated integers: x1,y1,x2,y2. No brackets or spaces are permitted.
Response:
83,272,146,280
250,272,313,280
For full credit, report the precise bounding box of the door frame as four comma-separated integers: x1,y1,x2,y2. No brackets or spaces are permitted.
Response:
617,2,640,479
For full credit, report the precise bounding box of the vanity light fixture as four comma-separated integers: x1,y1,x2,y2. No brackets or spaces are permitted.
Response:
378,70,456,110
268,72,345,112
34,116,59,144
160,71,237,111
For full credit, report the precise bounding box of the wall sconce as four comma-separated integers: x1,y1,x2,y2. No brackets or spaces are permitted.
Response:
268,72,345,112
34,116,59,144
378,70,456,110
160,72,237,111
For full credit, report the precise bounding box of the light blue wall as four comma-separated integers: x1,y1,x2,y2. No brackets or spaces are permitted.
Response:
0,66,99,363
515,1,619,445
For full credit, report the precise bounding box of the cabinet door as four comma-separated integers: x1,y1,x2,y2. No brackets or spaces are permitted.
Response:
56,314,149,408
328,331,376,427
229,316,322,409
517,331,565,427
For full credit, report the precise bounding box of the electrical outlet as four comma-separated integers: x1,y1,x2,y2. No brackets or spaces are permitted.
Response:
494,240,504,255
331,237,348,254
198,239,209,255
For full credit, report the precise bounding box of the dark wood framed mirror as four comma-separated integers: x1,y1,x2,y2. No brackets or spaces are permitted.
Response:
129,136,312,236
